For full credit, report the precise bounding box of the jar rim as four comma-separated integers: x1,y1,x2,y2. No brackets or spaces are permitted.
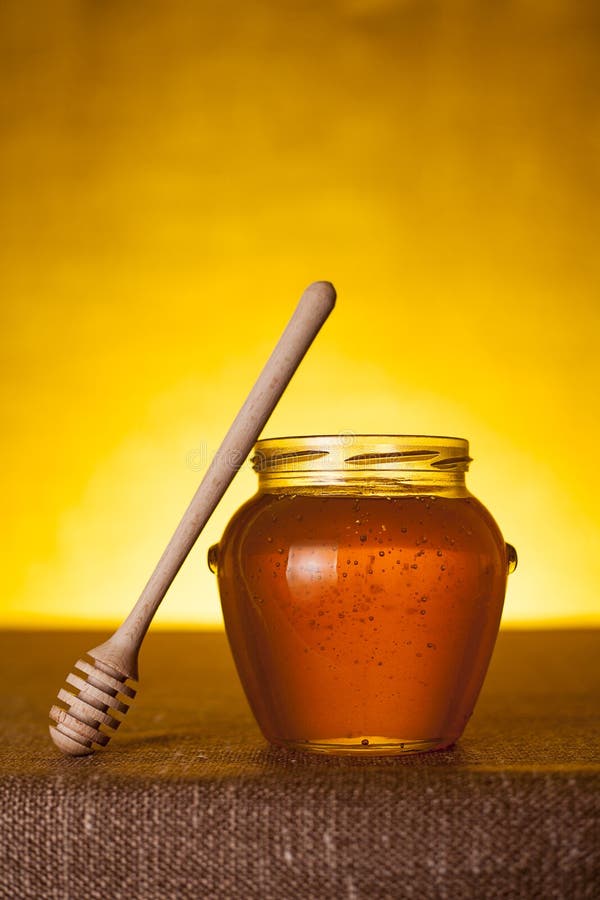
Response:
252,434,471,480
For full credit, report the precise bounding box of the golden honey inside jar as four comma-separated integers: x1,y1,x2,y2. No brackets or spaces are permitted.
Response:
209,435,516,755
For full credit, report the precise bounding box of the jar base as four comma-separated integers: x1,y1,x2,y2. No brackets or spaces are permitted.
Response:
272,735,447,756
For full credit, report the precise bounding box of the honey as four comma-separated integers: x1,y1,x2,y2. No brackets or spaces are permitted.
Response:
210,436,515,755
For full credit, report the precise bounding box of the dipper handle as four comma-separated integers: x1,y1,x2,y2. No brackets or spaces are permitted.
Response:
88,280,336,678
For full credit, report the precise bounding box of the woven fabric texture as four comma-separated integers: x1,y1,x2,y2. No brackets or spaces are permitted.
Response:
0,630,598,899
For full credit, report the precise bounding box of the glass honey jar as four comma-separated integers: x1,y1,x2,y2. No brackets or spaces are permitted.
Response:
208,435,517,756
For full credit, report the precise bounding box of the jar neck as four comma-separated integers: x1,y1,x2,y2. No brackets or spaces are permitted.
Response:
252,435,472,497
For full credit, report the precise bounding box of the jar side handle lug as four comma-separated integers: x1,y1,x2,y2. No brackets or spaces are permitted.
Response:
506,543,518,575
208,544,219,574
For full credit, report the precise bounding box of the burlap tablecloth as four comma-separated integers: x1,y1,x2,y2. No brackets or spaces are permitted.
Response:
0,630,598,899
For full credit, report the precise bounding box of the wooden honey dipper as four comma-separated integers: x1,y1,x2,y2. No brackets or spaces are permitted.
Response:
49,280,337,755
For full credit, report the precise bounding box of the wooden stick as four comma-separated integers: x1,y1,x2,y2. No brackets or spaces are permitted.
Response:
49,281,336,755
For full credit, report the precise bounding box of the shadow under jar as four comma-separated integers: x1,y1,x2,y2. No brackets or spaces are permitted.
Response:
209,435,517,756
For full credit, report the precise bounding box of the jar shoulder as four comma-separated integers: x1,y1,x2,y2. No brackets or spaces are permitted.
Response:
220,490,506,556
462,491,506,546
219,492,273,548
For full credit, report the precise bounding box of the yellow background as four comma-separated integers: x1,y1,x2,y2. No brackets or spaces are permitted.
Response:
2,1,599,629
